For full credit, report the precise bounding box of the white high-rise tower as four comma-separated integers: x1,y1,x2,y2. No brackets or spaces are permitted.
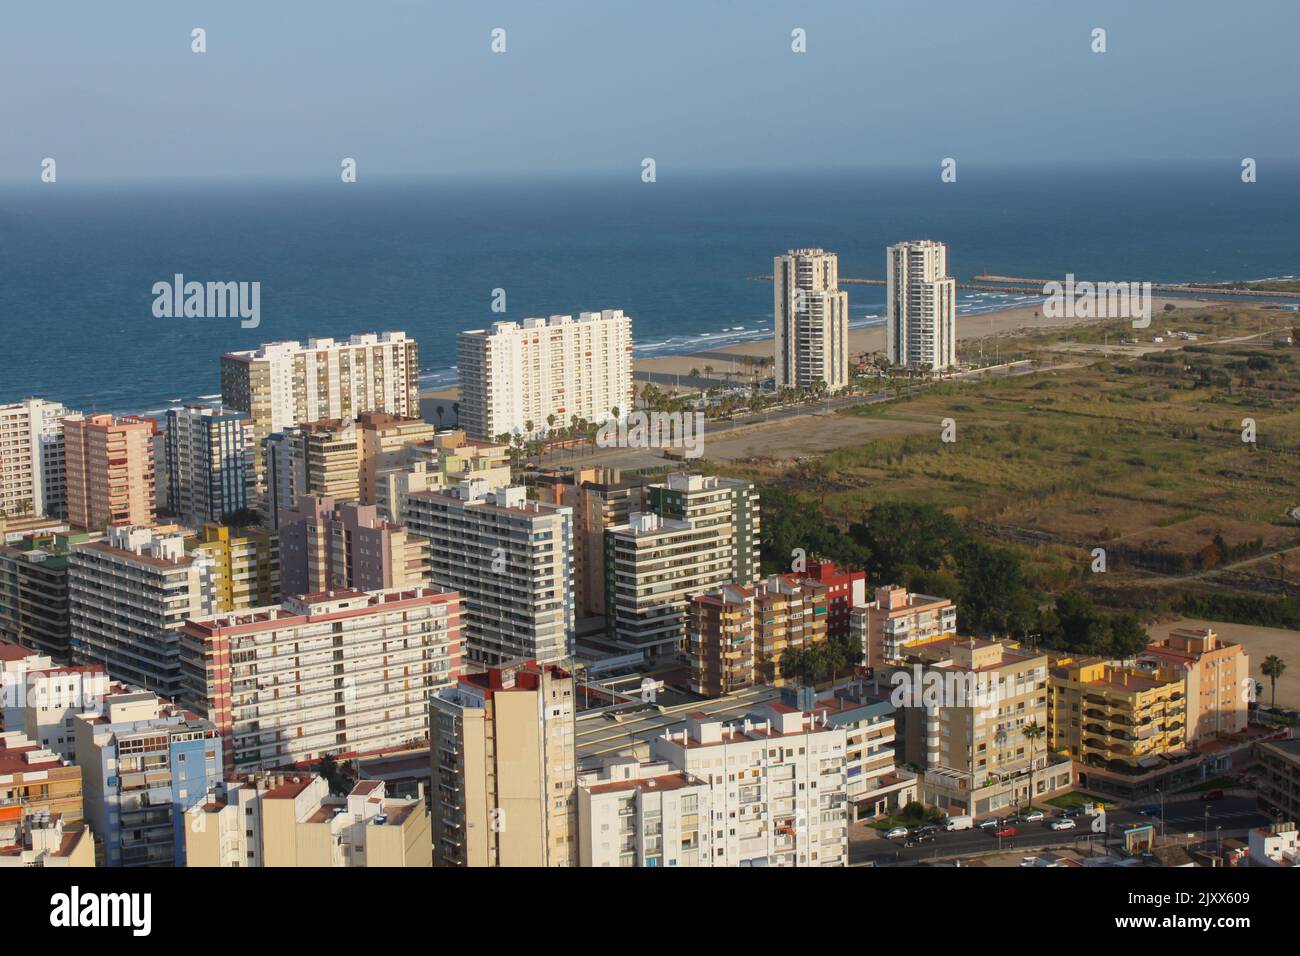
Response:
886,240,957,373
773,249,850,392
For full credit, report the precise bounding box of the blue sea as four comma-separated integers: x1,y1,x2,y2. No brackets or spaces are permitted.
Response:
1,163,1297,414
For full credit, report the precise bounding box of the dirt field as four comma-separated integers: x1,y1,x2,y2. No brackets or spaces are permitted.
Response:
1149,618,1300,710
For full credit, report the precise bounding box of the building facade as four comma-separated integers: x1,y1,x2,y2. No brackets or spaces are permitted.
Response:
180,586,461,772
1141,627,1249,746
406,481,574,665
74,691,222,867
429,661,576,867
279,497,429,597
164,404,255,527
886,239,957,372
63,414,157,531
456,311,634,441
773,248,850,392
0,398,77,521
0,531,95,658
850,585,958,666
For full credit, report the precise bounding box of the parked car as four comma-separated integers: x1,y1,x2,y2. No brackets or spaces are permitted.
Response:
1200,789,1224,801
978,818,1000,829
886,826,910,839
944,815,974,831
905,833,935,847
993,825,1019,838
1021,810,1045,823
1061,807,1083,819
1050,818,1077,831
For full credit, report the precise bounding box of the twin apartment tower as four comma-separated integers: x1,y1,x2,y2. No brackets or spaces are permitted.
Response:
774,240,957,392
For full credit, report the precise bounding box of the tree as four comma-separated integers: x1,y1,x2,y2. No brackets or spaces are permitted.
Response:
435,404,445,427
956,541,1033,638
1021,721,1045,811
316,753,356,795
849,502,965,583
1261,656,1288,709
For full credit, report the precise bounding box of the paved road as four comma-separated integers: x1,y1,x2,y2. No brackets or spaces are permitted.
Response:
848,794,1269,866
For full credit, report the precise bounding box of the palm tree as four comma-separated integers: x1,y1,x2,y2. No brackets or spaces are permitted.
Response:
1261,656,1288,709
1021,721,1045,811
435,404,445,427
451,401,460,426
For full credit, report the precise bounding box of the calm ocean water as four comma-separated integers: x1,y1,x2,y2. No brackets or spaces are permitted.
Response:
1,163,1297,414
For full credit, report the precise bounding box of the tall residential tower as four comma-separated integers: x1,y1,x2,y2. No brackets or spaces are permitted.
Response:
885,240,957,373
773,249,850,392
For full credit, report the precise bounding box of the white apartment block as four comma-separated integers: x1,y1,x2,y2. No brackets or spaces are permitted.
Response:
646,706,850,867
456,310,634,440
773,249,850,392
886,240,957,372
0,398,78,520
578,757,714,867
69,525,216,698
180,587,460,772
405,481,574,666
164,404,255,527
0,643,109,760
1248,822,1300,867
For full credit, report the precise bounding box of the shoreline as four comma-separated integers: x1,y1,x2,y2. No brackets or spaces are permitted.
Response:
420,296,1212,402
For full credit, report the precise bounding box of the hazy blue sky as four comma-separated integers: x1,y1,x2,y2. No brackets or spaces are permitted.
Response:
1,0,1296,182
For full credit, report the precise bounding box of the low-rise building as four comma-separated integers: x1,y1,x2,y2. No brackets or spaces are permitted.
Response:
850,585,957,666
185,774,430,867
0,809,94,867
1257,738,1300,822
1248,821,1299,867
0,730,86,827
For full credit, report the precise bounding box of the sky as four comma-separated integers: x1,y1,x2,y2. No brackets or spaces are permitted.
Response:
0,0,1297,183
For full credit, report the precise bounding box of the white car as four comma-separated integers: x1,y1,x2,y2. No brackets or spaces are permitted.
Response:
886,826,910,839
1022,810,1045,823
1050,818,1076,831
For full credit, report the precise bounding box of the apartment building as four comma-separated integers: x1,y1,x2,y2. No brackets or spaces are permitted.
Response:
534,467,648,620
0,731,87,839
221,332,420,491
0,397,77,520
0,643,109,759
74,691,222,867
264,418,361,528
1141,627,1249,746
647,474,761,587
886,239,957,373
0,808,94,867
456,310,634,441
181,586,460,772
163,404,255,526
63,413,157,531
688,575,830,696
69,525,217,697
578,758,713,867
800,558,867,641
850,585,958,666
890,637,1071,815
188,522,280,611
604,474,761,660
185,774,431,867
279,497,429,596
773,248,850,392
648,706,850,866
1257,738,1300,822
429,661,576,867
355,411,436,505
406,481,574,665
1048,657,1189,791
1248,821,1300,868
376,432,512,522
605,512,737,659
0,531,94,657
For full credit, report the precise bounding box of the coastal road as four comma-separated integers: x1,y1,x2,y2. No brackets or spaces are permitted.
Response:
848,794,1269,866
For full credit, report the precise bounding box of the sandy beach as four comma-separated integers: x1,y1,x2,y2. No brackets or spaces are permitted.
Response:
420,296,1211,402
